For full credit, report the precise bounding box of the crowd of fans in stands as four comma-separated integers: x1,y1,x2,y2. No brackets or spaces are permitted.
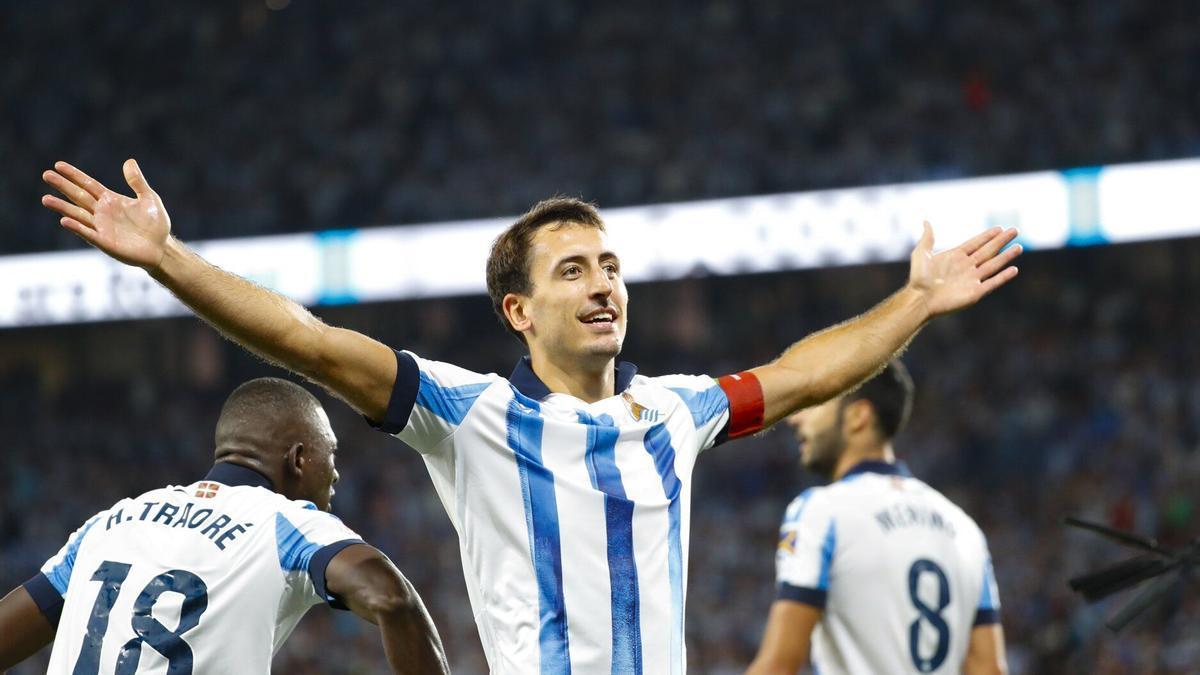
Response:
3,239,1200,673
4,0,1199,251
5,1,1200,672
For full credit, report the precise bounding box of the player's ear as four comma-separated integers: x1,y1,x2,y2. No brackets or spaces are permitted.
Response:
843,399,873,435
284,442,305,478
503,293,533,335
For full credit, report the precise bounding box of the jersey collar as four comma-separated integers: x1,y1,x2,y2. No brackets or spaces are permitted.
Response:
509,356,639,401
204,462,274,490
840,459,912,481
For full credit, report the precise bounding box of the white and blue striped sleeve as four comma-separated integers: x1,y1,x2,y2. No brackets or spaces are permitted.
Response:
367,349,496,453
655,374,731,451
775,489,838,608
975,547,1002,626
275,504,366,610
24,512,106,625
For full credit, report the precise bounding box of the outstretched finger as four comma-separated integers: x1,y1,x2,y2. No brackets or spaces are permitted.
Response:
41,195,95,228
60,216,102,247
53,161,110,200
976,243,1023,280
953,226,1004,257
43,170,97,211
970,228,1019,264
123,159,155,199
915,221,934,252
978,265,1019,296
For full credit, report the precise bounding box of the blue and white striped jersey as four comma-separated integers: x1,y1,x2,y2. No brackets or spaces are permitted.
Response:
24,463,362,675
775,461,1001,675
370,350,745,675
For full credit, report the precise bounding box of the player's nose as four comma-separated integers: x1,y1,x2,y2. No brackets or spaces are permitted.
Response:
588,267,615,298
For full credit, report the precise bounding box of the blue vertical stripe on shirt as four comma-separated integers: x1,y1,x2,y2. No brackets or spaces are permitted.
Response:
507,397,572,674
579,411,642,675
643,423,684,675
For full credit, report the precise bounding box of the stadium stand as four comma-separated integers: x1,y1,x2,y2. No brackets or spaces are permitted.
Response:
5,1,1200,672
4,0,1200,251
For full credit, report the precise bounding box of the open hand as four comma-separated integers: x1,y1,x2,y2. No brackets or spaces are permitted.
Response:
908,221,1022,318
41,159,171,270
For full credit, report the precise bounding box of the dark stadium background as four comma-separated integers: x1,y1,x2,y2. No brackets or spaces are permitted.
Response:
4,2,1200,673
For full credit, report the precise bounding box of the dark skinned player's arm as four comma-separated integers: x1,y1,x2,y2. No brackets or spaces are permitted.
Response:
325,544,450,675
0,586,55,670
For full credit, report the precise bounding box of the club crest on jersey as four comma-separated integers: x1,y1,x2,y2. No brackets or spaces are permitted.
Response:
622,392,660,423
195,482,220,499
778,530,797,554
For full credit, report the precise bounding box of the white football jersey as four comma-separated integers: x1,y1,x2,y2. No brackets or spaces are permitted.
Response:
24,463,362,675
775,461,1001,675
369,351,761,675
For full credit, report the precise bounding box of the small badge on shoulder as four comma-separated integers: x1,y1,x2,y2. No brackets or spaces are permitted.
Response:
622,392,660,423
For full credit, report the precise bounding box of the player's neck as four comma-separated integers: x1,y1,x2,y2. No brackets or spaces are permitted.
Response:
528,350,616,403
831,442,896,481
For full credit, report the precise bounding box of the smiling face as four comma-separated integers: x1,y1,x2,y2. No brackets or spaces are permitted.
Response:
506,223,628,367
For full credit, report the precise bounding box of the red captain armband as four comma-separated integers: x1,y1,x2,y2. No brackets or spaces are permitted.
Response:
717,371,765,439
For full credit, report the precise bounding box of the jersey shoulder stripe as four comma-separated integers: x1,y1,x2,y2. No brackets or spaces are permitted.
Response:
44,515,102,595
417,369,492,425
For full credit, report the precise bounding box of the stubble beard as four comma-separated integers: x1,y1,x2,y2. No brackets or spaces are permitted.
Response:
802,427,847,481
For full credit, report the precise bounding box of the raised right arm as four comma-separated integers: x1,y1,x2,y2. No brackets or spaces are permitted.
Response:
42,160,396,420
149,238,396,419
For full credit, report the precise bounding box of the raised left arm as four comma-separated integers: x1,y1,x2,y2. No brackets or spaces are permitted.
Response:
748,223,1020,428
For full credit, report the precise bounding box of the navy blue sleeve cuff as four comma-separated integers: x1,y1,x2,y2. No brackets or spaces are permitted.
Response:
778,583,827,609
309,539,366,611
23,573,64,627
973,608,1001,626
364,349,420,435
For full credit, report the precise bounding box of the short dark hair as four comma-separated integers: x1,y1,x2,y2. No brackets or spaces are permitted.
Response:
485,197,605,342
842,360,915,440
215,377,321,443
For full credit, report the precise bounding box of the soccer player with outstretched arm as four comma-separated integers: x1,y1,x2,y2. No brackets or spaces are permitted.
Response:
41,159,1020,674
0,378,448,675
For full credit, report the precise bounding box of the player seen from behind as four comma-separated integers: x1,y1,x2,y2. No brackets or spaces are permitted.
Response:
746,361,1006,675
0,377,448,674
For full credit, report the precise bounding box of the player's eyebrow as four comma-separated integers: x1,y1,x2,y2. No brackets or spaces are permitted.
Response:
553,251,621,269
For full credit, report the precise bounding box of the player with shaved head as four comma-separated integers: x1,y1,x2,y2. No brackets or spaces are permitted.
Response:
40,159,1020,673
0,377,449,674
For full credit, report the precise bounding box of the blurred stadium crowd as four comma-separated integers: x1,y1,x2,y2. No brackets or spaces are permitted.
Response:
5,1,1200,673
4,0,1199,252
2,239,1200,674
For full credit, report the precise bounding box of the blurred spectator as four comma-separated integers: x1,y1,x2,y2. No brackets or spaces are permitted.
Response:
6,2,1200,671
3,0,1200,252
